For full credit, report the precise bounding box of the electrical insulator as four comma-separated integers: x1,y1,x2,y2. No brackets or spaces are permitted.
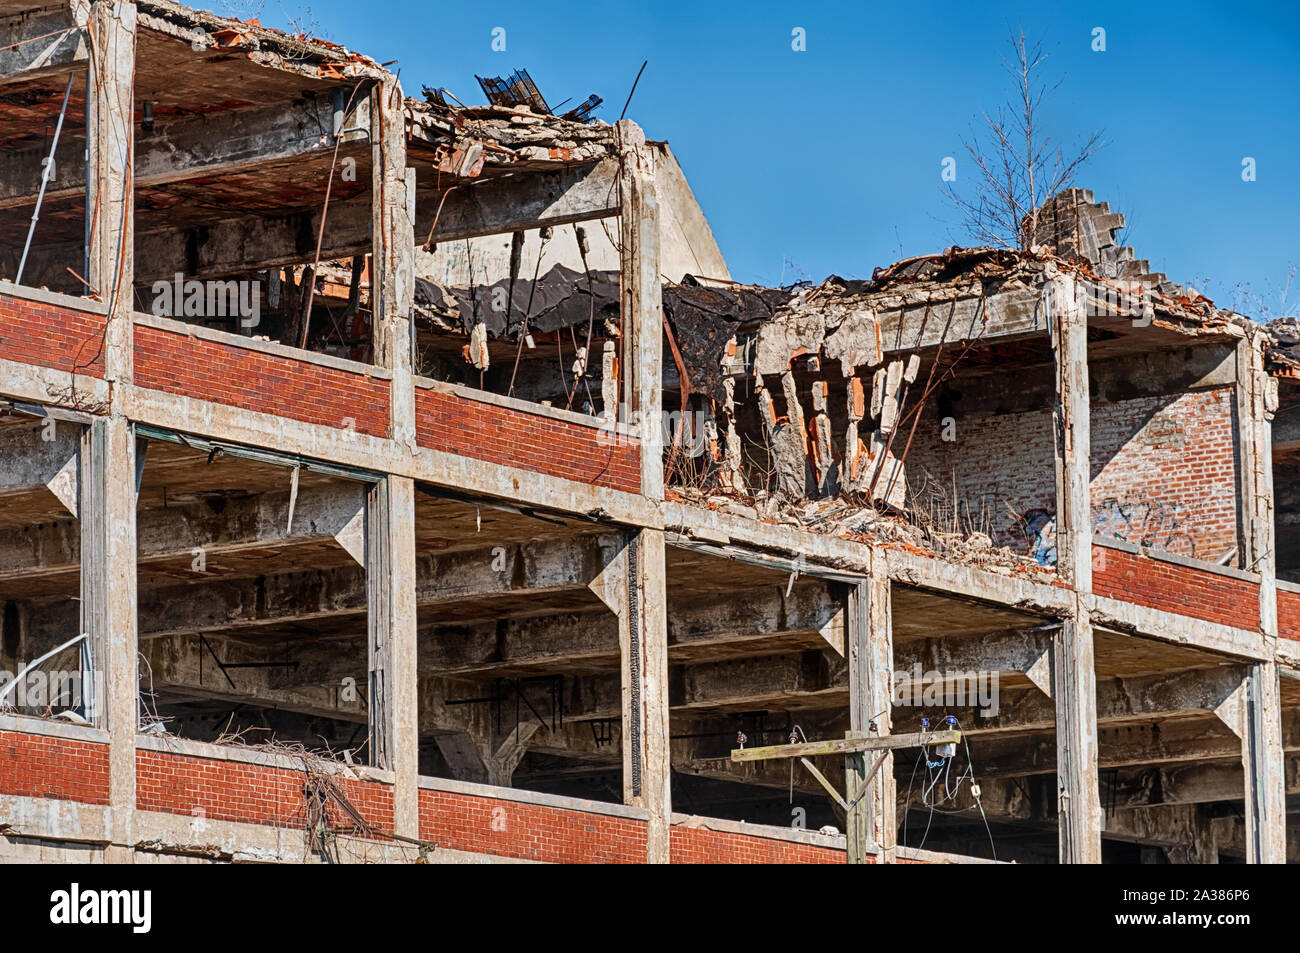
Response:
936,715,958,758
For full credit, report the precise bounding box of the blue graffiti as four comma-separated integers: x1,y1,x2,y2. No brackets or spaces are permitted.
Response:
1022,510,1057,567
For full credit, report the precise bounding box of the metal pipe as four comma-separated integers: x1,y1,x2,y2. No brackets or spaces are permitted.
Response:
16,71,74,286
0,632,87,706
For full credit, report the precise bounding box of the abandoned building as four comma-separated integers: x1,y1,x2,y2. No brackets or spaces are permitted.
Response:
0,0,1297,865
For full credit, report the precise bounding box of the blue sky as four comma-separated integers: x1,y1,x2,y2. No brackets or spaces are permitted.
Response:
246,0,1298,316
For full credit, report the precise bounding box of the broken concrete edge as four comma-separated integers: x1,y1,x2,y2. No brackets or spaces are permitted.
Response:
133,312,394,381
0,332,111,416
1277,641,1300,668
663,500,1071,612
0,794,530,864
416,774,648,822
1093,534,1263,583
669,811,845,850
136,0,386,75
135,732,396,785
664,502,1278,664
0,280,108,317
895,845,1009,864
115,385,664,527
0,711,109,745
1091,595,1270,662
413,373,637,437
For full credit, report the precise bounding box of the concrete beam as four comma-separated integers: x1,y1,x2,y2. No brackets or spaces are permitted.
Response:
901,624,1056,697
0,96,368,210
132,194,373,284
0,4,87,86
973,713,1300,777
425,577,841,676
0,482,367,584
0,420,80,514
1107,755,1300,809
421,158,620,244
901,665,1252,737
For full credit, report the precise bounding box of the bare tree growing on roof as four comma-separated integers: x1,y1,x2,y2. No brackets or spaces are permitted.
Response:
945,27,1104,251
215,0,325,41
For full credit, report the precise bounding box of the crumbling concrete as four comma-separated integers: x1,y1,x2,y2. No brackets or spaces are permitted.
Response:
0,0,1295,867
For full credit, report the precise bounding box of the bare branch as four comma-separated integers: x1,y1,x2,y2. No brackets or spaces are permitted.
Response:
944,26,1104,250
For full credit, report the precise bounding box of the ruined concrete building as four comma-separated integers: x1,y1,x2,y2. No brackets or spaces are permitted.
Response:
0,0,1296,865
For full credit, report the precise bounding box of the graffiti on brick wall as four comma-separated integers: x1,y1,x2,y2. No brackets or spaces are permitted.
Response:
1021,509,1057,567
1091,496,1196,557
1020,491,1233,567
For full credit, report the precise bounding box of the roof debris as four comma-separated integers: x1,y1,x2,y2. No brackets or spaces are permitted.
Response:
475,68,603,123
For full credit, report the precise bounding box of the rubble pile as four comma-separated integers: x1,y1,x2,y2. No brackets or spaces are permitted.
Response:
668,486,1054,580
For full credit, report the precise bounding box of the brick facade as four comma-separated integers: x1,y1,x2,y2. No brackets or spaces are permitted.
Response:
1277,588,1300,641
1089,388,1238,563
670,825,843,864
907,388,1239,560
0,730,110,804
415,387,641,493
135,749,393,832
134,324,391,437
0,292,107,379
418,786,647,863
1092,544,1260,630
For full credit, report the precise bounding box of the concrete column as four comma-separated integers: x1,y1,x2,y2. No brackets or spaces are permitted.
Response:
371,76,416,448
85,0,135,385
1242,660,1286,863
612,529,670,863
1236,335,1277,633
80,416,137,858
366,475,418,839
847,569,895,863
616,119,663,501
1050,274,1102,863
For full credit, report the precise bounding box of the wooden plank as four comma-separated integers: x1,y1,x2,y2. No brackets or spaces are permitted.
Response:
730,730,960,763
799,757,847,811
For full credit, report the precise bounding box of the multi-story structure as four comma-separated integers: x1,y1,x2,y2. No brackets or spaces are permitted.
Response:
0,0,1294,863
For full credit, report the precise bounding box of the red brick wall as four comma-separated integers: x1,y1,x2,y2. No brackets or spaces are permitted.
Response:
136,749,393,832
670,826,844,864
418,787,647,863
906,388,1238,560
415,388,641,493
1277,588,1300,641
0,730,110,804
1093,544,1260,630
1089,388,1238,562
0,293,106,379
134,324,390,437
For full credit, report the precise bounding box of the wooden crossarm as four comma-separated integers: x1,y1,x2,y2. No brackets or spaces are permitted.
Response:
729,730,961,763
